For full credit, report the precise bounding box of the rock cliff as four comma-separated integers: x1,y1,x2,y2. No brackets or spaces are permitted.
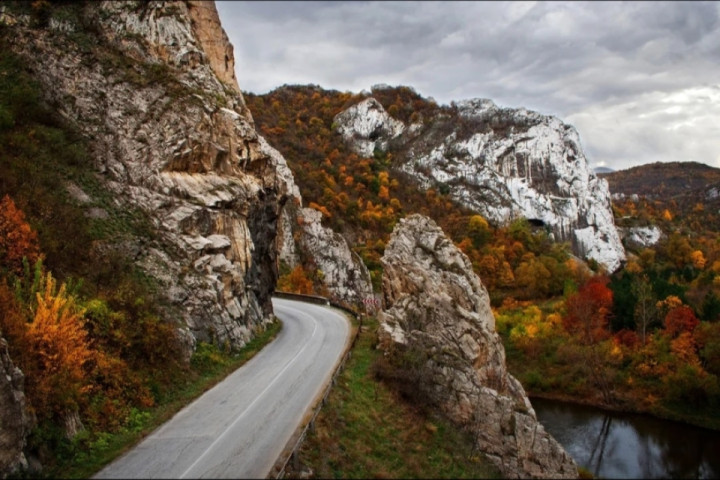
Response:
276,200,373,308
0,1,293,353
0,337,33,477
334,96,626,272
297,207,373,306
378,214,577,479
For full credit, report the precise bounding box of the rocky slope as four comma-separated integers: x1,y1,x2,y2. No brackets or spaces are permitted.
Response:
280,205,372,307
334,95,626,272
0,337,33,477
0,1,295,353
378,215,577,479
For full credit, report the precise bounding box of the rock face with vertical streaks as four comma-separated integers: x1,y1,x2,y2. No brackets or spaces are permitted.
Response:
334,96,625,272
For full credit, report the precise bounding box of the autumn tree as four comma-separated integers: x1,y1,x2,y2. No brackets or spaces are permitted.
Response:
0,194,41,275
467,214,491,248
663,305,700,339
564,275,613,345
514,254,552,299
17,270,94,424
632,274,657,345
277,265,315,295
563,275,615,402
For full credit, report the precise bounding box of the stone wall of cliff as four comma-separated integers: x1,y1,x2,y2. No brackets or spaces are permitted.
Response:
0,0,294,353
0,336,33,477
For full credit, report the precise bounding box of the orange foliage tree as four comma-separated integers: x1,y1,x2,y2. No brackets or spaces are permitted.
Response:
277,265,314,295
663,305,700,339
0,194,41,275
14,270,94,422
563,275,613,345
562,275,616,402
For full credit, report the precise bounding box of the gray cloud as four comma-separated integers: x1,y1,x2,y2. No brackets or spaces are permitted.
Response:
217,1,720,170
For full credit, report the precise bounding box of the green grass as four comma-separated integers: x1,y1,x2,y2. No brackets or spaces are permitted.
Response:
289,316,500,479
49,320,282,479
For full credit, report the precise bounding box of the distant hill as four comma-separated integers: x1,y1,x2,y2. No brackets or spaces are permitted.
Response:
599,161,720,198
593,166,615,174
602,161,720,235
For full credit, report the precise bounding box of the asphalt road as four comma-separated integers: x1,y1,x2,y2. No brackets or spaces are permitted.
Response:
94,297,351,479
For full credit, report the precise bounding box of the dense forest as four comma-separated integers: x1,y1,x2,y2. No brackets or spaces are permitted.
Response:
246,84,720,427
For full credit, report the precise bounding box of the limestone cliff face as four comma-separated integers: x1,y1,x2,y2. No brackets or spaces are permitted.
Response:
0,1,294,352
186,0,240,96
378,215,577,479
296,207,373,306
275,200,373,308
0,337,33,477
334,96,626,272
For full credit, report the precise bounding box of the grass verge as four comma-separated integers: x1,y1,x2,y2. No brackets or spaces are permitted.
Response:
287,316,500,479
52,320,283,479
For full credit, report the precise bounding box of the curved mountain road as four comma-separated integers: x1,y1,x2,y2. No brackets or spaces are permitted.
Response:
95,297,351,479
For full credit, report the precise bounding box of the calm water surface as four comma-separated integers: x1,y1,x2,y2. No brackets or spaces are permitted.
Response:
532,397,720,479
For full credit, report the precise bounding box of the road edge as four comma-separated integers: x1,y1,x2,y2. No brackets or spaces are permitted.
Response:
268,295,361,479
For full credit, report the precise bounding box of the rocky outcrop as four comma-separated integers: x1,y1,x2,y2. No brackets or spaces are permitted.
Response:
295,207,373,306
186,0,240,95
275,198,372,308
0,337,33,478
334,96,626,272
334,97,405,158
620,225,662,250
0,1,294,353
378,215,577,479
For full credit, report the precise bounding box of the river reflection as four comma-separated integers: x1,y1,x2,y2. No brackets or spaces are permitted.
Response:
532,397,720,479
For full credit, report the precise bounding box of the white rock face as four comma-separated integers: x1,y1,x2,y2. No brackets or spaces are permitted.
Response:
296,208,373,305
620,225,663,248
333,97,405,157
378,215,577,479
334,96,626,272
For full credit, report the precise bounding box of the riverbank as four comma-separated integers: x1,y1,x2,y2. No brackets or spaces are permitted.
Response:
495,299,720,435
528,389,720,432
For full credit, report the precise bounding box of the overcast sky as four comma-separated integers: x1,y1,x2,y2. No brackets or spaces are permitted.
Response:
216,1,720,172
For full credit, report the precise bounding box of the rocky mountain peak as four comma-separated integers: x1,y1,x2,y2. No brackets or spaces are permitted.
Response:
186,1,240,96
333,95,626,272
378,214,577,478
333,97,405,157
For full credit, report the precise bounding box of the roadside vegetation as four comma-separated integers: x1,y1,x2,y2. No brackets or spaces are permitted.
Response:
55,322,281,479
287,316,500,479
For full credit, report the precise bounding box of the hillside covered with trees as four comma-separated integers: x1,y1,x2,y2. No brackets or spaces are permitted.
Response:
246,85,583,302
246,84,720,427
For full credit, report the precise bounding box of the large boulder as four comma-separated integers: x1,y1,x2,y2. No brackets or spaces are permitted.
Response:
378,214,577,479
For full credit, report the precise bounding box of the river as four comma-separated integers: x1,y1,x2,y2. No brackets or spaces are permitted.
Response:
532,397,720,479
